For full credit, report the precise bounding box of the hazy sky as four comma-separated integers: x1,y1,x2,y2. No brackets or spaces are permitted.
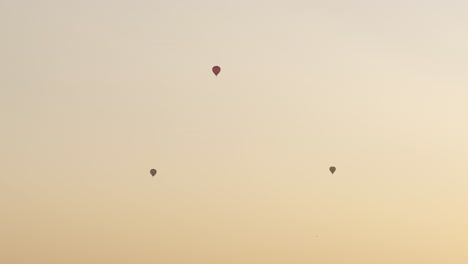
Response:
1,1,467,263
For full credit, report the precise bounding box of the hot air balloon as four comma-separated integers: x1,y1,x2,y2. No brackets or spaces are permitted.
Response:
150,169,157,177
329,166,336,174
212,66,221,76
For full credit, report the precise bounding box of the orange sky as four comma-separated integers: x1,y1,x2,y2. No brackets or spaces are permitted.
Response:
1,1,467,263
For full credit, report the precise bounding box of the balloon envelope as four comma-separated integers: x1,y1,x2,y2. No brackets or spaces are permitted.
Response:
212,66,221,76
150,169,157,176
329,166,336,174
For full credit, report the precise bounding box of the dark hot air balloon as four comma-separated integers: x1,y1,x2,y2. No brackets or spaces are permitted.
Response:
212,66,221,76
329,166,336,174
150,169,157,177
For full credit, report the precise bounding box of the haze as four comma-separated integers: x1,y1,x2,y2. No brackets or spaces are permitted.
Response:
1,1,467,263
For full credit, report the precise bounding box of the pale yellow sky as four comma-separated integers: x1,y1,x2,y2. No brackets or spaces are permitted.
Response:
1,1,468,263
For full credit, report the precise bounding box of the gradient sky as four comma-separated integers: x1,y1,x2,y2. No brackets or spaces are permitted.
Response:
1,1,468,263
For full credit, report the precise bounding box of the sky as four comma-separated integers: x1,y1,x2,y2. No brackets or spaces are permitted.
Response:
1,0,468,263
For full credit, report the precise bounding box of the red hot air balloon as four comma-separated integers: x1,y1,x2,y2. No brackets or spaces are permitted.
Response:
212,66,221,76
